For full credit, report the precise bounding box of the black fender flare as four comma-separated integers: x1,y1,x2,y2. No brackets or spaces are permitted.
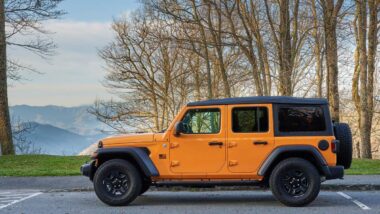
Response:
258,145,332,177
96,147,159,177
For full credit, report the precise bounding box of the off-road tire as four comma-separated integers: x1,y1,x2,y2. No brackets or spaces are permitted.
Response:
270,158,321,207
139,178,151,195
334,123,353,169
93,159,142,206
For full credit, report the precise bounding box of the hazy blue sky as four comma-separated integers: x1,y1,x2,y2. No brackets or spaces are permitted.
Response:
8,0,140,107
60,0,139,22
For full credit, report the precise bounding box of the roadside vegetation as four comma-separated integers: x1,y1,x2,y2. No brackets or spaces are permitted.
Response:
346,159,380,175
0,155,378,177
0,155,90,176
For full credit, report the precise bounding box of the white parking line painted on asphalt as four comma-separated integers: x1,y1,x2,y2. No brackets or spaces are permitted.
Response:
337,192,352,200
352,200,371,210
0,192,42,210
0,194,33,197
337,192,371,210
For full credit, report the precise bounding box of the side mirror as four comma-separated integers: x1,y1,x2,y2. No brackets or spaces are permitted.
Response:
174,121,185,136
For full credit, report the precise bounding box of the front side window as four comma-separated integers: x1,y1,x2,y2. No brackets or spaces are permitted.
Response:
278,106,326,132
232,107,269,133
181,108,220,134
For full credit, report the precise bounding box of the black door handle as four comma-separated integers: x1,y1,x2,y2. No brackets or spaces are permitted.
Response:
209,141,223,146
253,141,268,145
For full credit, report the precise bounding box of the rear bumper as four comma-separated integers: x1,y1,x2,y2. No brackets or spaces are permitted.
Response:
80,160,96,180
323,165,344,180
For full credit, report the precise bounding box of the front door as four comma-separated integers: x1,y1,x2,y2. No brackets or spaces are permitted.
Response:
170,106,226,174
227,104,274,173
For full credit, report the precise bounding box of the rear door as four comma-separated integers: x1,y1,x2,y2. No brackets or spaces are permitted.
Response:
274,104,336,165
227,104,275,173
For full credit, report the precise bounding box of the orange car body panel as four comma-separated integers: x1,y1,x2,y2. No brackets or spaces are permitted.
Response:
101,104,337,181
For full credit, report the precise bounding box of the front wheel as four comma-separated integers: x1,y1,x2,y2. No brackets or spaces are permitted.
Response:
269,158,321,207
139,178,151,195
93,159,142,206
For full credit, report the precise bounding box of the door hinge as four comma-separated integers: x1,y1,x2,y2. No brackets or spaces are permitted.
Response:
229,160,238,166
171,161,180,167
228,142,237,148
170,142,179,148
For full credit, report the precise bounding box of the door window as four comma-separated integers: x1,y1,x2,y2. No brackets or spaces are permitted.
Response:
181,108,220,134
232,107,269,133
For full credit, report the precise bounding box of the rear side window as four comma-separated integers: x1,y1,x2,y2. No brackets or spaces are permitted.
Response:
232,107,268,133
278,106,326,132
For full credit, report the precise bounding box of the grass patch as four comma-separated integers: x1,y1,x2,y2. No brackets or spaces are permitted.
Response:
346,159,380,175
0,155,379,177
0,155,90,177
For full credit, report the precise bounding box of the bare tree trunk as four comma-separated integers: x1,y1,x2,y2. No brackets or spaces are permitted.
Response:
279,0,292,96
311,0,323,98
321,0,343,122
256,39,271,95
189,54,202,101
352,8,361,156
354,0,378,159
265,0,301,96
325,14,340,121
0,0,14,155
352,31,360,112
190,0,213,99
223,0,263,96
249,0,271,95
205,1,231,97
367,0,378,140
203,44,213,99
356,0,371,159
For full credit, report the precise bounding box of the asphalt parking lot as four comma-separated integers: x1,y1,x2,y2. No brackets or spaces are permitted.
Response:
0,190,378,214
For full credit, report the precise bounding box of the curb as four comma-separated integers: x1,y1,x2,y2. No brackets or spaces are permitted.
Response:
45,184,380,193
321,184,380,191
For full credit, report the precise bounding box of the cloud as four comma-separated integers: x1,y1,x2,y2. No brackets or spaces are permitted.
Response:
45,20,114,53
8,20,116,107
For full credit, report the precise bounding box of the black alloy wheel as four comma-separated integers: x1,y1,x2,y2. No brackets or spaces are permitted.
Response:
280,169,309,197
102,170,130,196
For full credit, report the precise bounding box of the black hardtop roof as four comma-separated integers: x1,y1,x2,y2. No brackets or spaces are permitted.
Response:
187,96,328,106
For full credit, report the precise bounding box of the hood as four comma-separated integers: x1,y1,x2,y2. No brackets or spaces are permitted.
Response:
101,133,155,147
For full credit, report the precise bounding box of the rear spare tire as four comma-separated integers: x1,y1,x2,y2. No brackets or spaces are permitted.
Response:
334,123,353,169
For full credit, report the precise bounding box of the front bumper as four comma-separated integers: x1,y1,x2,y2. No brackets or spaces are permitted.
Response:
324,165,344,180
80,160,96,180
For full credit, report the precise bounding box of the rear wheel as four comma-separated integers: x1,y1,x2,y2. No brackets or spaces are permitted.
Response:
270,158,320,207
93,159,142,206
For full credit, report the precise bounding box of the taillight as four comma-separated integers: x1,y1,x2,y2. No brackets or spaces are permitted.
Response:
331,140,339,153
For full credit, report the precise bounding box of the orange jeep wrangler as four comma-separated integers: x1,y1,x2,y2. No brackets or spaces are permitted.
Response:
81,96,352,207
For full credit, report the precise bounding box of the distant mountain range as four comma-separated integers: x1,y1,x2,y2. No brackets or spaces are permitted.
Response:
10,105,103,135
10,105,108,155
20,122,104,155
